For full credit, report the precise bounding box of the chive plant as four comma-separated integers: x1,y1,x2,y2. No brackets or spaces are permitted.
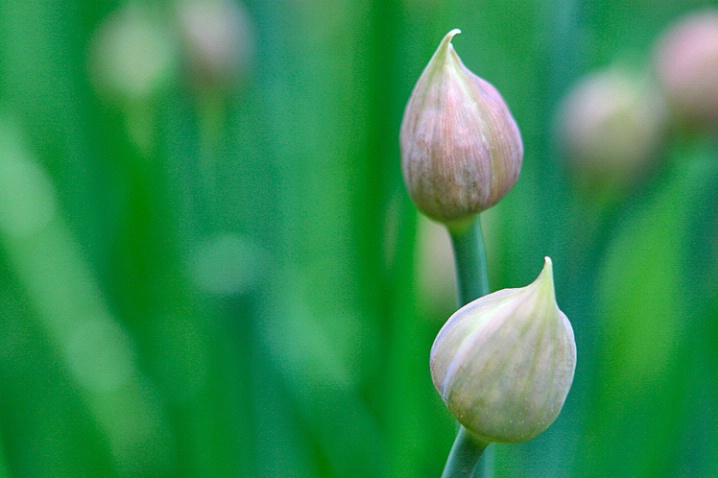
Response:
400,30,576,477
1,1,718,477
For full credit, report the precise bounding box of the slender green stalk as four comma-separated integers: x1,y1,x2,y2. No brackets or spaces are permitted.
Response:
441,426,489,478
449,217,490,303
444,215,493,477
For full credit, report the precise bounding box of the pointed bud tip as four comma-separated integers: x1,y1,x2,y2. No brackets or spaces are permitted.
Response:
446,28,461,40
436,29,461,58
542,256,553,276
532,256,556,301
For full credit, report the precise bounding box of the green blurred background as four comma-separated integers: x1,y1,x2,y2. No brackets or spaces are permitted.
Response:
0,0,717,476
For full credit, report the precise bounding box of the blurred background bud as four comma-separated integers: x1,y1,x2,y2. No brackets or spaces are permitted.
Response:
89,4,176,103
176,0,254,93
400,30,523,229
556,68,666,198
655,9,718,131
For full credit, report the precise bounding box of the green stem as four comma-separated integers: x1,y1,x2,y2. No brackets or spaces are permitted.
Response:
445,215,493,478
441,426,489,478
449,217,490,305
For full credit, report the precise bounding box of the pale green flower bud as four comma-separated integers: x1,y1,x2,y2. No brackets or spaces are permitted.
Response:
89,4,176,102
400,29,523,229
430,257,576,443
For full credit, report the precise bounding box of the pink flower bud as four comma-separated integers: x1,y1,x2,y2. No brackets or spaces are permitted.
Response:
400,30,523,228
655,10,718,129
557,69,665,195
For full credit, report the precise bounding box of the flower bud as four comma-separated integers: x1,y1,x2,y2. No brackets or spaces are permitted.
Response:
89,4,176,102
430,257,576,443
400,30,523,229
556,68,665,196
654,9,718,129
177,0,254,92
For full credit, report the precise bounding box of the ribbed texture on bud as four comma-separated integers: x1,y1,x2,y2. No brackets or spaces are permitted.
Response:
400,30,523,226
430,258,576,444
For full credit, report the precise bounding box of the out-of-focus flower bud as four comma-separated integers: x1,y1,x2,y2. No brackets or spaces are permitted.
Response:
90,4,176,102
655,9,718,129
177,0,254,92
430,257,576,444
400,30,523,230
556,69,665,195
